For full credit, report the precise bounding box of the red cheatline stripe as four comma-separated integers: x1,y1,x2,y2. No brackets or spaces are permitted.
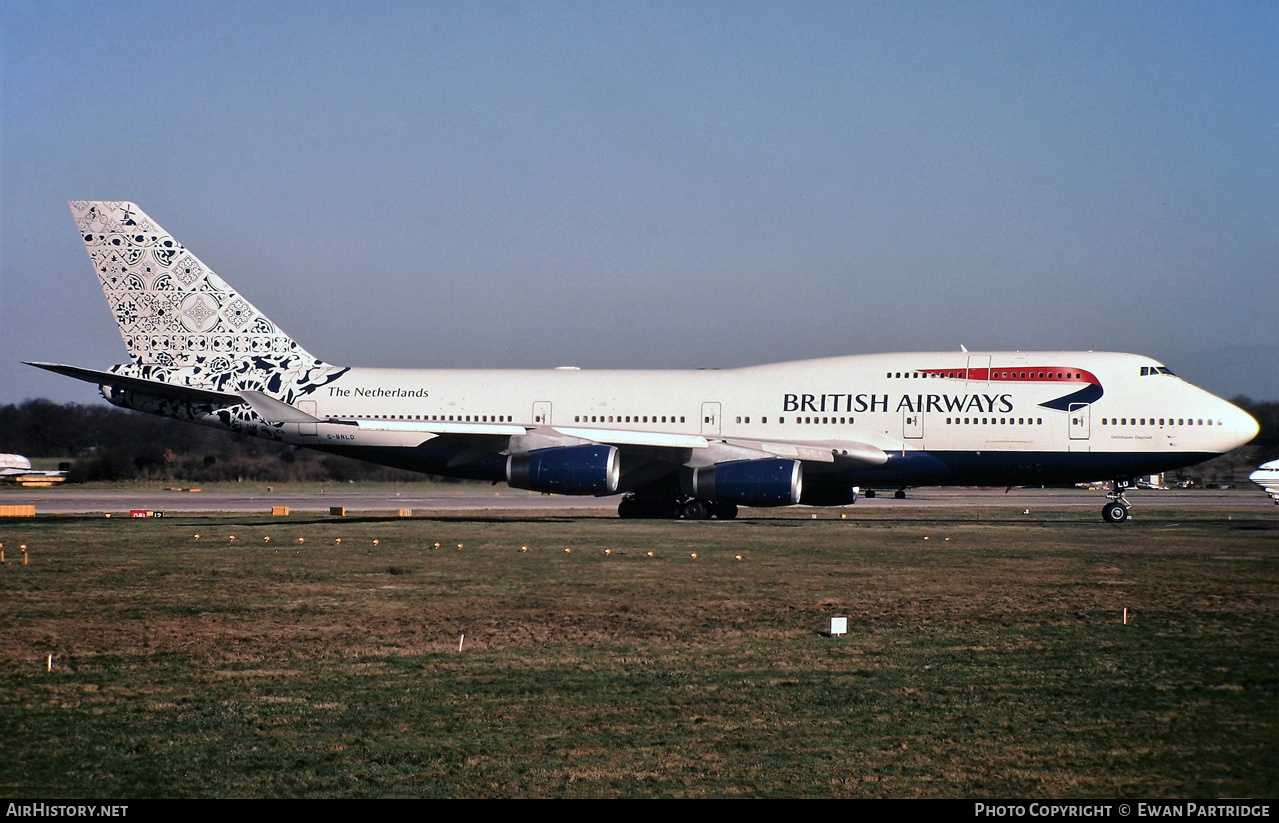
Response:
918,367,1100,386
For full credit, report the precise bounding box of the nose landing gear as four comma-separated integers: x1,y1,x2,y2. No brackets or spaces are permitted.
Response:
1101,479,1134,523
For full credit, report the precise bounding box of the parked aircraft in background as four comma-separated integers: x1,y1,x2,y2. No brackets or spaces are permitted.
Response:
29,202,1259,522
1249,460,1279,504
0,454,66,487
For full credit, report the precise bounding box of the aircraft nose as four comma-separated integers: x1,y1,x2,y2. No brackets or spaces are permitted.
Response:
1229,403,1260,448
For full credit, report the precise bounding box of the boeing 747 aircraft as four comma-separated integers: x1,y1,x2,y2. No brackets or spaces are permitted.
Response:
30,201,1259,522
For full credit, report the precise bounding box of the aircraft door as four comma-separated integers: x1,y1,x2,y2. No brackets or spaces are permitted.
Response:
297,400,318,437
966,355,991,384
532,401,552,426
903,410,923,439
1069,403,1090,440
701,402,721,436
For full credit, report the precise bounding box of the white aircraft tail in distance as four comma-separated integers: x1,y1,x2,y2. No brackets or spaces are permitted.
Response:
30,201,1260,522
0,454,67,487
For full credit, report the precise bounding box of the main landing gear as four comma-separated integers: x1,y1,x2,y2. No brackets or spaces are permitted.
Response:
617,493,738,520
862,487,908,500
1101,479,1134,523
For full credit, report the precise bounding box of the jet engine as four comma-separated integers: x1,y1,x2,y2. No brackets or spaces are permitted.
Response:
691,458,802,507
507,444,620,495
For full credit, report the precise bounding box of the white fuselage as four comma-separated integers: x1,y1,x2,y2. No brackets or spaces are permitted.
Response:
306,351,1254,464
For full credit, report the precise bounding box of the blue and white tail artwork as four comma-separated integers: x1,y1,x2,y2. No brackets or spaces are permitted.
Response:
62,201,346,433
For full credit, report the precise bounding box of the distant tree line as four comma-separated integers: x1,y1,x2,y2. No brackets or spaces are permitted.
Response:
1,397,1276,485
0,399,437,483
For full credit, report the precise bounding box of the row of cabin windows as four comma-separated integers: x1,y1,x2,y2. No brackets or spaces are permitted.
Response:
574,415,687,424
571,415,863,426
356,414,513,423
347,413,1220,429
1101,418,1218,426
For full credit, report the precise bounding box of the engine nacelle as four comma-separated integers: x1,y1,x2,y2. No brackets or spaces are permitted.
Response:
692,458,802,507
507,444,620,495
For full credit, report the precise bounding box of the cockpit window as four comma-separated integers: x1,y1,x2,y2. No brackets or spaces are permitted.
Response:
1141,366,1176,376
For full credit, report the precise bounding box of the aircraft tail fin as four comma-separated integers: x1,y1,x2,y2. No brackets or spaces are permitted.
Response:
69,201,345,403
70,200,317,368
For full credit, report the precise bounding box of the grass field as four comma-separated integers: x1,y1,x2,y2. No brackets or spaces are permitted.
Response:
1,507,1275,798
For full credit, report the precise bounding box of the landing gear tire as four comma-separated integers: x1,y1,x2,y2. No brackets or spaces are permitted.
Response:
682,500,710,520
894,489,907,500
1102,501,1130,524
711,502,739,520
865,489,876,498
618,495,678,519
621,494,738,521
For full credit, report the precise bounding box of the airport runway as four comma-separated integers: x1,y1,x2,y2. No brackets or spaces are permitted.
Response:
1,485,1271,515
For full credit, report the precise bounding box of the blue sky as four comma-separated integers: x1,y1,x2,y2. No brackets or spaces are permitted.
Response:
2,0,1276,403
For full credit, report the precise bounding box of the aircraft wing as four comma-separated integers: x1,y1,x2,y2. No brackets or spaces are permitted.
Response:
321,414,888,474
341,419,886,465
721,437,888,467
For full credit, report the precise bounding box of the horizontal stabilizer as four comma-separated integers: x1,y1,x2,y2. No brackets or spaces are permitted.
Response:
25,362,244,406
